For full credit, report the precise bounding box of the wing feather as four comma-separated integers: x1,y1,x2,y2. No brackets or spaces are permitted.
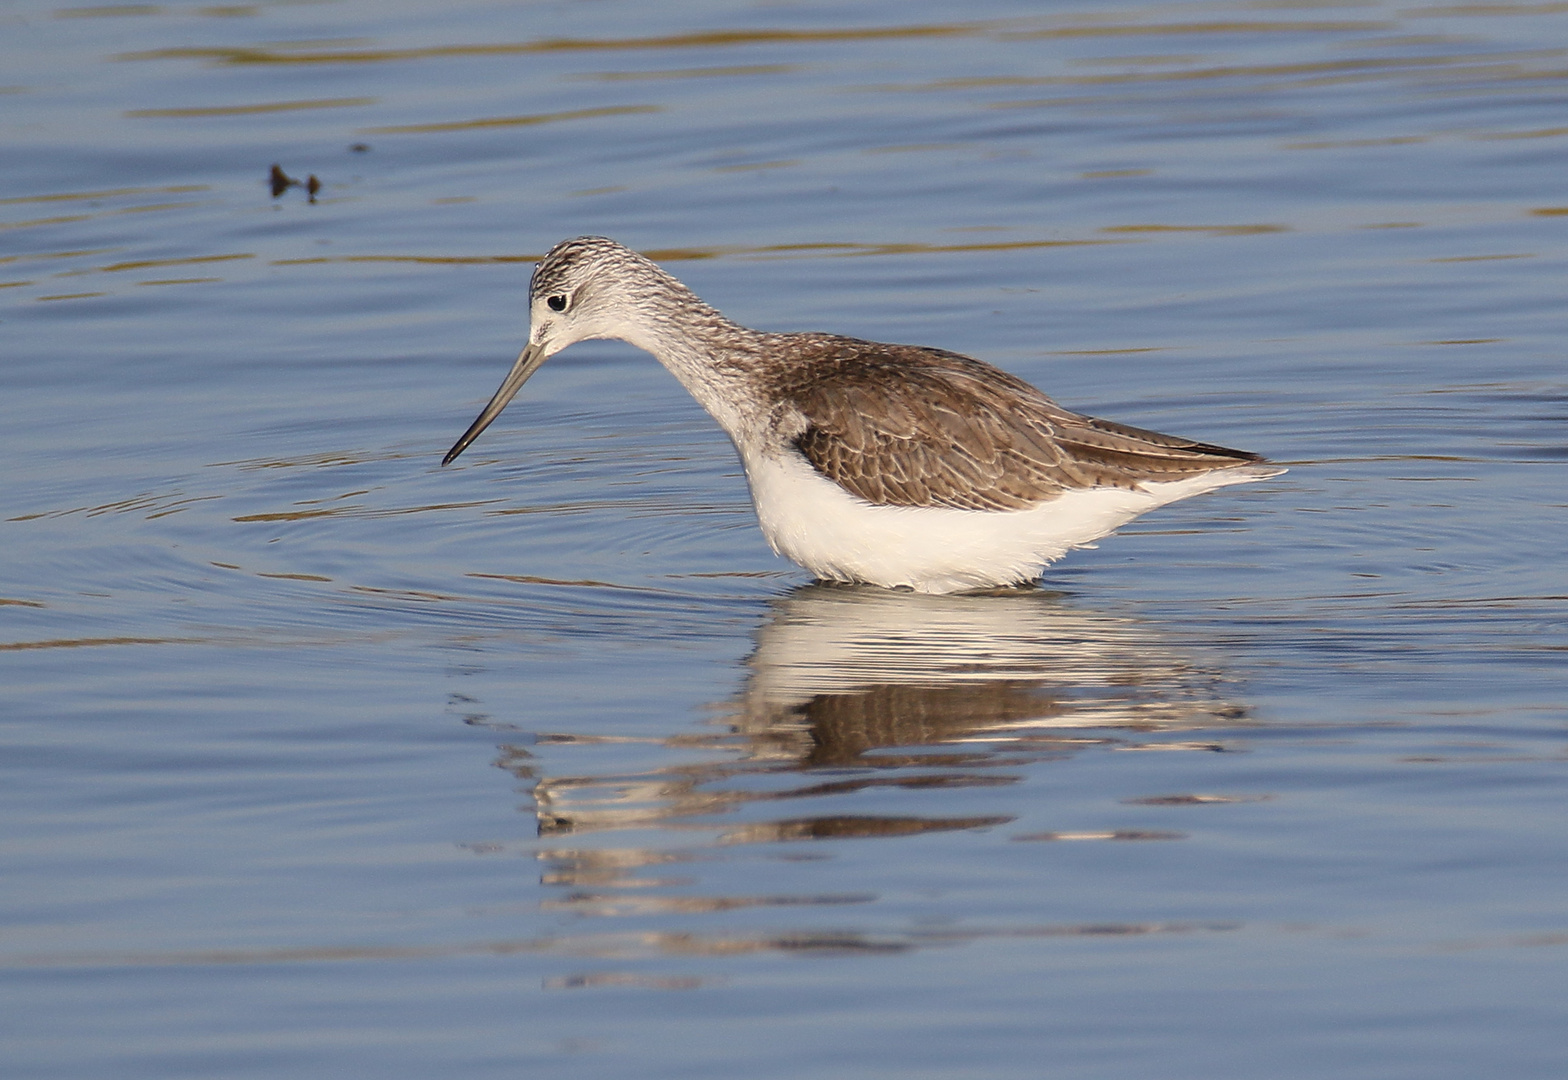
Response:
771,337,1264,511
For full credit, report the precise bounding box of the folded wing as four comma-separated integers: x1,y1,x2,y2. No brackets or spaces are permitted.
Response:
773,338,1265,512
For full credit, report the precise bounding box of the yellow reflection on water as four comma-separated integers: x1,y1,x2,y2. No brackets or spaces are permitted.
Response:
0,635,201,651
363,104,659,135
112,13,1438,71
97,253,253,272
0,185,206,206
575,64,799,81
0,192,209,234
1101,223,1289,237
116,23,996,66
56,4,161,17
126,97,375,118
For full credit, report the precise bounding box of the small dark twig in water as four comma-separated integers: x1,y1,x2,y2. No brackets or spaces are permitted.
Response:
269,164,322,203
268,164,296,198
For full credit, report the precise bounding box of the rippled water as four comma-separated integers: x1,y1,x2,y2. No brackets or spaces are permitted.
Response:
4,1,1567,1076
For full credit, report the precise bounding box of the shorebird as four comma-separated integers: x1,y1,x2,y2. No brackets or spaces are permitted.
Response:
443,236,1281,593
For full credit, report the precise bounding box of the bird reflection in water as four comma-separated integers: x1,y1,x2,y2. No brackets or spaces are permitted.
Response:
493,585,1253,869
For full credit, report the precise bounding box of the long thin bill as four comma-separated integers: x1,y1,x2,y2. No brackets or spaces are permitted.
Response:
442,342,550,465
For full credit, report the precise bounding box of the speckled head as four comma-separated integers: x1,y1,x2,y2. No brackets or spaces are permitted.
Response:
527,237,649,348
443,238,655,465
442,236,742,466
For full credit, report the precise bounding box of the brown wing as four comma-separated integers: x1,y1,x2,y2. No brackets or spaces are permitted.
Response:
771,337,1265,511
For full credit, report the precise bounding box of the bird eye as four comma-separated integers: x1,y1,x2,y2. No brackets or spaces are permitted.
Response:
547,294,568,312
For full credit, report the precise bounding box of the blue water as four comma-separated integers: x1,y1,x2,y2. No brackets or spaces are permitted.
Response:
3,1,1567,1076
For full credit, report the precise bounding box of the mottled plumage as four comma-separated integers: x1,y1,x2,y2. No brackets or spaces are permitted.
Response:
762,336,1263,510
443,236,1281,592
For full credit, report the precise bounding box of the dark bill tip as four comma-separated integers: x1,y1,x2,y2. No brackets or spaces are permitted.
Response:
441,342,549,466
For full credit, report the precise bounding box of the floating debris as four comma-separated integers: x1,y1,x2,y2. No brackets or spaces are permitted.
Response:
268,164,321,203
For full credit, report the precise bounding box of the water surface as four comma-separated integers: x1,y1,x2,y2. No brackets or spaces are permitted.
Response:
3,1,1567,1077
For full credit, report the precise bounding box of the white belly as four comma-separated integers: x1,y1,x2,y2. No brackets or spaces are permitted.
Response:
740,449,1276,594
